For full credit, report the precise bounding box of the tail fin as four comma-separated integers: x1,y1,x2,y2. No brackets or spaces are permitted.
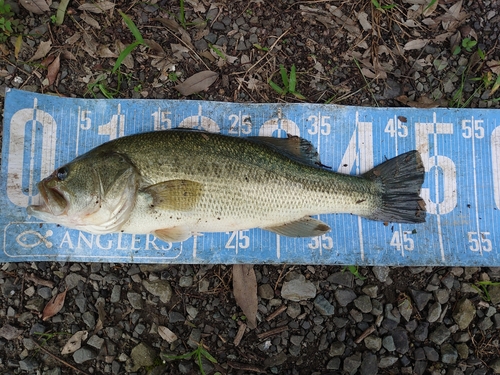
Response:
363,151,426,223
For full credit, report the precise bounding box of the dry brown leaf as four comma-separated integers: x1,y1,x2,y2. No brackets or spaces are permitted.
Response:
42,287,67,320
232,264,257,330
78,1,115,13
94,298,106,333
403,39,429,50
20,0,50,14
158,326,178,343
396,95,441,108
97,45,118,58
61,330,88,355
61,50,77,60
82,33,98,57
144,39,166,55
174,70,218,96
357,12,372,31
422,0,438,17
14,35,22,60
45,54,60,86
29,40,52,61
0,324,23,340
186,0,206,13
80,12,101,29
65,32,81,45
171,43,190,60
487,60,500,75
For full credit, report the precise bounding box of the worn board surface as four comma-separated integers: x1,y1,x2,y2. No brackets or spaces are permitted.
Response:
1,88,500,265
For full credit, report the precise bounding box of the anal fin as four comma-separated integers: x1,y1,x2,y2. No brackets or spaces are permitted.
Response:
264,217,331,238
154,227,192,243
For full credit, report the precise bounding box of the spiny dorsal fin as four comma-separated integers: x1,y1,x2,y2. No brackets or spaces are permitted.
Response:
144,180,203,211
264,216,331,237
247,135,328,168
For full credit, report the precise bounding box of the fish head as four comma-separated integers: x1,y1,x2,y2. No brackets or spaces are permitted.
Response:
27,151,139,232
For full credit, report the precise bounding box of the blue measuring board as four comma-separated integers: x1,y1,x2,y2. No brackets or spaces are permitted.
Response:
1,88,499,265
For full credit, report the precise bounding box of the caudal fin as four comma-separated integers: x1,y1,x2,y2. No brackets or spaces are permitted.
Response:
362,151,426,223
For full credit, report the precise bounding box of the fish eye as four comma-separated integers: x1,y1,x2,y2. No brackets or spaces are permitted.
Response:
56,167,68,181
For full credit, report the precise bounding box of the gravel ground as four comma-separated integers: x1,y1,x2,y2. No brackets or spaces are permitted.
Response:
1,0,500,374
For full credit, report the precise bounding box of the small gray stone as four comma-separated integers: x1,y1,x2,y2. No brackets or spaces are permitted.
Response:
435,288,450,304
429,323,451,345
130,343,157,371
179,361,193,374
493,313,500,329
414,360,428,375
111,285,121,303
364,335,382,351
398,298,413,321
343,352,362,374
258,284,274,300
37,287,52,299
314,295,334,316
382,335,395,351
327,271,353,287
289,344,301,356
392,328,409,354
87,335,104,349
198,279,210,293
65,273,86,290
25,297,45,312
44,368,62,375
290,335,304,346
194,39,208,51
456,342,469,359
142,280,172,303
169,311,185,323
179,276,193,287
73,347,97,364
19,358,38,371
328,341,345,357
264,352,287,367
212,21,225,31
335,289,357,306
478,317,493,331
327,357,341,370
286,302,301,318
354,295,372,313
372,267,390,282
441,343,458,364
361,284,378,298
489,358,500,373
281,279,316,301
379,356,398,368
188,329,201,349
424,346,439,361
82,311,96,329
360,352,378,375
127,292,143,310
452,298,476,330
186,305,198,320
414,322,429,341
489,284,500,305
427,302,442,323
410,289,432,311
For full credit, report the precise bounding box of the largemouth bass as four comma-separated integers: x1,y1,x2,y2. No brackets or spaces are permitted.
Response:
27,129,426,243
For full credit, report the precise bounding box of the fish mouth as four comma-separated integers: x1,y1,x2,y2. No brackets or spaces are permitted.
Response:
28,180,68,217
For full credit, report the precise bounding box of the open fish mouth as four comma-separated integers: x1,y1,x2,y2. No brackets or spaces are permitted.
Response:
28,180,68,216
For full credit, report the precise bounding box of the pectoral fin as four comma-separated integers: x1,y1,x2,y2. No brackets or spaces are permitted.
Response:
264,217,331,237
144,180,203,211
154,227,192,243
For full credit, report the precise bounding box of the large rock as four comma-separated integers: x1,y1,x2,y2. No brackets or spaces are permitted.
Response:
142,280,173,303
129,343,158,371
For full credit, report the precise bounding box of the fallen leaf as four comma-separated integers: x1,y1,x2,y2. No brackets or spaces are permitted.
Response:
61,330,88,355
97,45,118,58
80,12,101,29
19,0,50,14
78,1,115,13
14,35,23,60
94,297,106,333
357,12,372,31
422,0,438,17
171,43,190,60
232,264,257,329
174,70,218,96
186,0,206,13
29,40,52,61
115,40,134,69
158,326,178,343
65,32,81,45
42,287,67,320
45,54,60,86
0,324,22,340
403,39,429,50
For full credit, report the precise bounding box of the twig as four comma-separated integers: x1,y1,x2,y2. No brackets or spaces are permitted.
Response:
266,305,287,322
233,322,247,346
32,339,91,375
227,361,267,373
26,273,56,288
256,325,288,340
354,325,376,344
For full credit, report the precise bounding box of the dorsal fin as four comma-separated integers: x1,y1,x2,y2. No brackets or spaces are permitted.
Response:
247,135,329,168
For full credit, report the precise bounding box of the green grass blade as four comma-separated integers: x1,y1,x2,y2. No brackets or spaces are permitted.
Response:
112,40,141,73
119,11,143,43
279,64,289,89
269,80,285,95
289,64,297,93
200,347,217,363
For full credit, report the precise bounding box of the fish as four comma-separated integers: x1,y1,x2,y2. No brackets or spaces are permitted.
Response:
27,129,426,243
